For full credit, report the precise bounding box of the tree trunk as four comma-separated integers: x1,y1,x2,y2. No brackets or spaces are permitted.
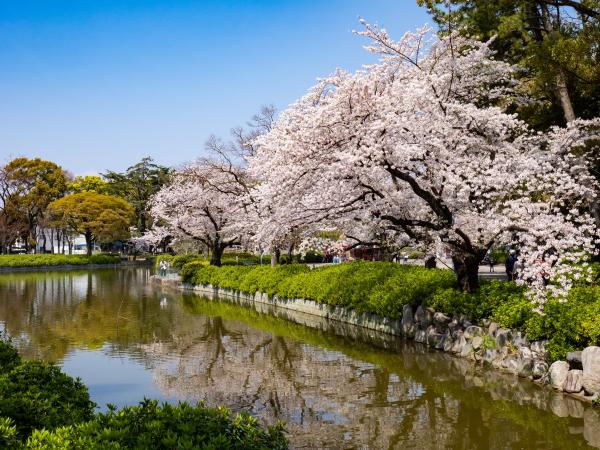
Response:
210,244,223,267
452,253,482,292
554,69,576,122
140,213,147,234
271,248,280,267
540,3,576,123
424,255,437,269
84,231,93,256
286,243,294,264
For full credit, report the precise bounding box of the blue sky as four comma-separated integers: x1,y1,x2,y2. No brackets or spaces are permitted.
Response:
0,1,430,175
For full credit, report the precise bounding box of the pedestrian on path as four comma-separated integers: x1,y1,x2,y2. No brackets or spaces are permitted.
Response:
505,250,517,281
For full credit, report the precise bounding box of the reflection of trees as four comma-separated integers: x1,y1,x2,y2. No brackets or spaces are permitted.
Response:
0,268,186,361
139,297,598,450
1,270,598,449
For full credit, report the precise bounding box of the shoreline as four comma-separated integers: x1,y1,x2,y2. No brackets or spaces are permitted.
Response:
151,274,599,406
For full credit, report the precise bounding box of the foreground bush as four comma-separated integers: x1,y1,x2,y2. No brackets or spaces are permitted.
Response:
0,360,95,440
0,253,121,268
181,261,600,360
24,400,287,450
0,337,21,374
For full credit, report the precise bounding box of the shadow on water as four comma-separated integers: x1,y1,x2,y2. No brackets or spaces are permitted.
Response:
0,268,598,449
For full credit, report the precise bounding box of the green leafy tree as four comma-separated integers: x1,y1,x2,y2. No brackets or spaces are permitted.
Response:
417,0,600,128
103,157,170,233
47,192,134,256
2,158,68,252
68,175,110,194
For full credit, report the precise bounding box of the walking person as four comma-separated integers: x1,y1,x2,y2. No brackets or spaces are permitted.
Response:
505,250,517,281
488,255,495,273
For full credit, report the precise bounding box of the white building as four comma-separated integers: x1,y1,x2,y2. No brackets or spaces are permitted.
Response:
35,228,100,254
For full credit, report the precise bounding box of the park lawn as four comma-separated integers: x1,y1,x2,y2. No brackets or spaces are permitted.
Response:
181,260,600,361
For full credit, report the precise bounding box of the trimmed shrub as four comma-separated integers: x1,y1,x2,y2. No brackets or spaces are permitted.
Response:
182,261,454,319
160,252,263,272
301,251,323,264
172,254,205,270
0,254,121,268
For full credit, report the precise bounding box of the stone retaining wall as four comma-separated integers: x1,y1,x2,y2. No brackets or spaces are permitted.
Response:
151,275,600,405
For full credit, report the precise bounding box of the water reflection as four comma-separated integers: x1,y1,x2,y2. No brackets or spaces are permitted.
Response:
0,269,598,449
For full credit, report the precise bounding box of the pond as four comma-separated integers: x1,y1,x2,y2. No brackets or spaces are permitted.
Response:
0,267,598,449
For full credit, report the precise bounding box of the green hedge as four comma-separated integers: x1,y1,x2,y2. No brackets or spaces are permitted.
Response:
0,338,288,449
0,254,121,268
181,261,600,361
182,261,456,319
157,252,264,271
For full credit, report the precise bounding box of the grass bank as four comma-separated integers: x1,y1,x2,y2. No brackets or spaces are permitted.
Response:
0,253,122,268
0,337,287,449
180,261,600,361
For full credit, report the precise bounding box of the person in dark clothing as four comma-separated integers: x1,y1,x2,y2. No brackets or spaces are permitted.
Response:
505,250,517,281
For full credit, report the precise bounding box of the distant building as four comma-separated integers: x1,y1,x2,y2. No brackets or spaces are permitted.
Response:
35,228,100,254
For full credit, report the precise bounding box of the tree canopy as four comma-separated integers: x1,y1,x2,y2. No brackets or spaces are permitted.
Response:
1,158,68,252
68,175,110,195
47,192,134,256
103,157,170,233
247,23,599,299
417,0,600,128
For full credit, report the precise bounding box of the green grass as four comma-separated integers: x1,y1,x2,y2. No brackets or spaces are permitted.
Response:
0,254,122,268
181,261,600,361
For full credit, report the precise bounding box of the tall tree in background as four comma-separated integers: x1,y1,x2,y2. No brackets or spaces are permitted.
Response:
2,158,68,252
417,0,600,128
47,192,134,256
103,157,170,233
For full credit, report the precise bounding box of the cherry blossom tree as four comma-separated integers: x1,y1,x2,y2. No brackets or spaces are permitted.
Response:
249,22,599,301
144,107,278,265
148,159,250,266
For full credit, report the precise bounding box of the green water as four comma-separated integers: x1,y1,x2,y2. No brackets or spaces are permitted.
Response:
0,267,598,449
